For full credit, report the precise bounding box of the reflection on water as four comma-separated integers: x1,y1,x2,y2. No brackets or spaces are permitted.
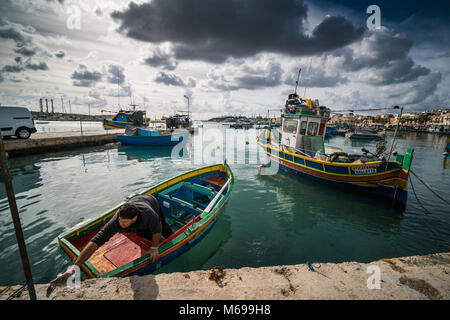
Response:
117,145,175,162
0,124,449,285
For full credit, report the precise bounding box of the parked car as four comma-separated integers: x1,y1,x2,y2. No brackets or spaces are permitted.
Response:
0,106,37,139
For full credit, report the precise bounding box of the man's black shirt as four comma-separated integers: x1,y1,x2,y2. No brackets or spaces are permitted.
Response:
91,194,163,247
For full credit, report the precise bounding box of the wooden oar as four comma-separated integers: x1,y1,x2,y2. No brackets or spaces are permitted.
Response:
186,178,231,233
201,178,231,218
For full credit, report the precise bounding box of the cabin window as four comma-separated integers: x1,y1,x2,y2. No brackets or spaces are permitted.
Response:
283,120,298,134
307,122,319,136
300,121,307,135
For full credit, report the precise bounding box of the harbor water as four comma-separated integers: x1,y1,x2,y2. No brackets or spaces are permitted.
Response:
0,122,449,285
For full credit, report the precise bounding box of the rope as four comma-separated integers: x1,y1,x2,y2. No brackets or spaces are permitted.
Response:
6,284,27,300
330,106,402,113
409,177,432,214
410,169,450,205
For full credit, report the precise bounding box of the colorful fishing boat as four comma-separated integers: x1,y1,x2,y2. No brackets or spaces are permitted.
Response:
257,89,414,211
103,110,150,130
57,163,234,278
117,127,189,146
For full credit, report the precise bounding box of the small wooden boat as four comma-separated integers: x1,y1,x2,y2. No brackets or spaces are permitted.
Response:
58,163,234,278
117,127,189,146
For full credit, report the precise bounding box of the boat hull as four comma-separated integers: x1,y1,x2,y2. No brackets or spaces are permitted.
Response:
259,142,411,211
58,163,234,279
103,119,150,130
117,132,189,146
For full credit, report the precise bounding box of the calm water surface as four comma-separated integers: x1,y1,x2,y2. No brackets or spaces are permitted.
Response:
0,123,449,285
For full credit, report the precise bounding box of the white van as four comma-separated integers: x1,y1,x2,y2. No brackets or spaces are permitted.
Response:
0,106,37,139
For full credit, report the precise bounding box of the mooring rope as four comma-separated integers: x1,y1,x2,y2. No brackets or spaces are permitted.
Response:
410,169,449,205
409,176,432,214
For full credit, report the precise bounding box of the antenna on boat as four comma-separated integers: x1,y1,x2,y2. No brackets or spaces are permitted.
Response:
303,58,313,99
294,68,301,95
117,78,121,111
386,105,403,164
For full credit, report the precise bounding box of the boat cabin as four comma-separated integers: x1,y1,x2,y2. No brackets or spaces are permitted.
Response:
280,94,330,157
113,110,147,126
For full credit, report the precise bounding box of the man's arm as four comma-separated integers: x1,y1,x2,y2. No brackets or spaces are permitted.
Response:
50,216,118,285
74,241,98,267
50,242,98,285
148,233,161,263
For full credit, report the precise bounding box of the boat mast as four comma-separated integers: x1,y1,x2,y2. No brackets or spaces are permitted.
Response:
117,78,121,111
129,82,138,111
294,68,301,95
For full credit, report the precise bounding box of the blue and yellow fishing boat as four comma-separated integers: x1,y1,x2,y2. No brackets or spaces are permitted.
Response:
103,110,150,130
58,163,233,278
257,91,414,211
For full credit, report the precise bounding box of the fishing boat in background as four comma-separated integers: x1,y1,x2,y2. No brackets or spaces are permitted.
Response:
102,110,150,130
257,71,414,210
345,128,386,141
230,121,253,129
444,137,450,169
58,163,234,278
117,127,189,146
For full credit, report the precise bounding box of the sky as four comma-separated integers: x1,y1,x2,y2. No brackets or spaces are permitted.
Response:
0,0,449,120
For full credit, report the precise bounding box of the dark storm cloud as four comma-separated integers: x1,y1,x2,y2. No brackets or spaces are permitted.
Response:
336,30,413,71
1,64,25,73
143,47,178,71
202,59,284,91
0,23,28,43
14,45,36,57
372,57,430,85
24,60,49,71
284,67,348,88
106,64,126,85
330,28,433,86
71,64,103,87
154,72,185,87
234,62,283,90
111,0,364,63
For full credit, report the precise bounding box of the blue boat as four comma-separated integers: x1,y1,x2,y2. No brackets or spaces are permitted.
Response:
117,127,189,146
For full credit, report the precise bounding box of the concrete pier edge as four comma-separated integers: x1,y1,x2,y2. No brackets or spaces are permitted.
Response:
1,252,449,300
3,130,124,157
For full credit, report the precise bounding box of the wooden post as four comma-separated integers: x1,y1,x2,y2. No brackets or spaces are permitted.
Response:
0,132,37,300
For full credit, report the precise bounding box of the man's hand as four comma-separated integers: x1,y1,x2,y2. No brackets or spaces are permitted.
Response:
149,247,159,263
142,247,160,263
50,265,76,285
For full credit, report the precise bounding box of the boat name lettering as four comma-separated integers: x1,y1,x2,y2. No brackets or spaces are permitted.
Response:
351,165,378,175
